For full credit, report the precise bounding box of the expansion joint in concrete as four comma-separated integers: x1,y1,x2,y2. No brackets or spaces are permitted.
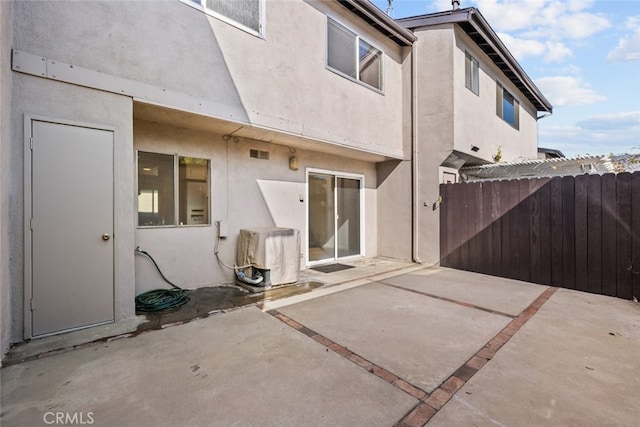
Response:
266,309,428,400
395,286,559,426
377,281,517,319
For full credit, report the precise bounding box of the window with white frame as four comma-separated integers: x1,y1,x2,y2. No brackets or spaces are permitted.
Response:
496,83,519,129
465,52,479,95
138,152,210,227
184,0,263,36
327,18,383,91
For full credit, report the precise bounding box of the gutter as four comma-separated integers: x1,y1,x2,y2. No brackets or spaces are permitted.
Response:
338,0,416,46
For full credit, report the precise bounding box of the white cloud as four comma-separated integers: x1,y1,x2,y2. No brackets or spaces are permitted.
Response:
474,0,547,32
607,16,640,62
577,111,640,131
498,33,544,59
472,0,610,38
534,76,606,106
432,0,610,66
498,33,572,63
559,12,610,39
539,118,640,156
543,41,573,62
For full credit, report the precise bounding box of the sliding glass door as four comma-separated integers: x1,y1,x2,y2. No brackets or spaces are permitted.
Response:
308,170,363,263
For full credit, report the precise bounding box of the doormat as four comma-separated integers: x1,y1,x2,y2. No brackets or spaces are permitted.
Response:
310,263,355,273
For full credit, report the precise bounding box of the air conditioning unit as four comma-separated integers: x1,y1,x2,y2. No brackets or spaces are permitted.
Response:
237,227,300,287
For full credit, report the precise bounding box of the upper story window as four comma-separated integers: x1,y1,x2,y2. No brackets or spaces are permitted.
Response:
184,0,264,37
496,83,519,129
465,52,479,95
327,18,383,91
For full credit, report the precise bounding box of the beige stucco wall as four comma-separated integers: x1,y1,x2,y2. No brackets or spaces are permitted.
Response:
12,0,407,160
376,45,414,261
453,27,539,163
134,119,378,293
0,0,13,361
12,0,247,123
214,0,406,158
3,0,409,352
411,26,456,265
9,75,135,344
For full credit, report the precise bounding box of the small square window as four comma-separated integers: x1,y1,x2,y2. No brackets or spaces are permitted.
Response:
138,152,210,227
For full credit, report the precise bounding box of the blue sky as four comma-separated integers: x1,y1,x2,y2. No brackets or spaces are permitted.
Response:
371,0,640,157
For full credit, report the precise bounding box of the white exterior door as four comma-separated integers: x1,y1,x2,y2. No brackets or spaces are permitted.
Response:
28,120,114,337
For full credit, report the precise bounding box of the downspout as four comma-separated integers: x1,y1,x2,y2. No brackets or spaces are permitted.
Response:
411,45,423,264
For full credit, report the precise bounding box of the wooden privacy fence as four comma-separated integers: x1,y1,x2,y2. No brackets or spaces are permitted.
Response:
439,172,640,300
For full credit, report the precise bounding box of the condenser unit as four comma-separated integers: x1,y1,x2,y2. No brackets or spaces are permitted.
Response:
236,227,301,287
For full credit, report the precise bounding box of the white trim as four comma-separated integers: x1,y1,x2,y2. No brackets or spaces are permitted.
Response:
178,0,265,39
306,167,365,267
23,115,116,340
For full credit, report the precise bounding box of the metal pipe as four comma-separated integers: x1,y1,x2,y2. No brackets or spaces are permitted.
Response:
411,46,423,264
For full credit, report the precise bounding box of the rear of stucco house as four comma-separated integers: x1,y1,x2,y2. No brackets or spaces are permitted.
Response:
0,0,551,362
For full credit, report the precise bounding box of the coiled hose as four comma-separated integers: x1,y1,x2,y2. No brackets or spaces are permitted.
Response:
134,247,190,312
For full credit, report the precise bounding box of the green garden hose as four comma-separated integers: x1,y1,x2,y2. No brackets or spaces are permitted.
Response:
134,247,190,312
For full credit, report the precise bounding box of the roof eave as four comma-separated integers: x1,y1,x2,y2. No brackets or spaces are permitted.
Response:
398,8,553,113
337,0,417,47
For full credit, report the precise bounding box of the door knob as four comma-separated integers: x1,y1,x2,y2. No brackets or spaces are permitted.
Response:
102,233,111,241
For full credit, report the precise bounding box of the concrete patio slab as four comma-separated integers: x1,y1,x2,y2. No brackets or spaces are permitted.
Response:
3,265,638,427
4,257,419,366
278,282,514,393
379,266,548,316
1,307,417,427
428,288,640,426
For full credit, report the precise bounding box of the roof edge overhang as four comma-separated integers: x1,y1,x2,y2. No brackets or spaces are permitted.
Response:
337,0,417,47
398,8,553,114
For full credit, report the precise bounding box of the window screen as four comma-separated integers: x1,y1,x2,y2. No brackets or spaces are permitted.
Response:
327,19,357,79
187,0,262,35
207,0,261,33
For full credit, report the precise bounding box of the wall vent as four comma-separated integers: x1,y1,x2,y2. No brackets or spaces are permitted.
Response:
250,149,270,160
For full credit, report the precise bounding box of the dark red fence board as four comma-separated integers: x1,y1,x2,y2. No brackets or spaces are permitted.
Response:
616,173,633,299
490,181,503,276
562,177,576,290
587,174,603,294
601,173,617,296
440,172,640,300
549,177,563,286
538,178,552,285
574,175,589,293
632,173,640,299
479,182,493,275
